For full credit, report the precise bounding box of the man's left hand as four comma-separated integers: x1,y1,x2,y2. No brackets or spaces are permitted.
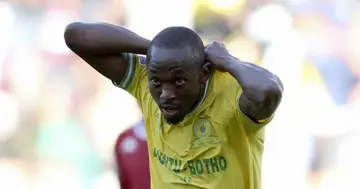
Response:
205,41,235,72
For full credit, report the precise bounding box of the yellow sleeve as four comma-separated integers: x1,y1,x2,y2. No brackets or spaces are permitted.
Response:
112,53,148,101
235,87,274,129
213,72,273,131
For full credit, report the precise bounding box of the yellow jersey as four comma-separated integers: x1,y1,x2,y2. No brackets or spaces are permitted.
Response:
113,53,273,189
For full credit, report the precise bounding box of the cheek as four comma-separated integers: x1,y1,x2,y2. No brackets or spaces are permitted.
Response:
179,84,200,99
149,86,160,100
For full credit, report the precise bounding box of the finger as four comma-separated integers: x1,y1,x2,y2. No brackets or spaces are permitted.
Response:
204,46,210,54
205,62,212,69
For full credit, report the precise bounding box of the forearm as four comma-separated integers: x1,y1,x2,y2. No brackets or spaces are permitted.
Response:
224,58,282,108
64,22,150,55
205,41,282,120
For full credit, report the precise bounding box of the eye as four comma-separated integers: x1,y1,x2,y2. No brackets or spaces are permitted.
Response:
151,78,161,86
175,78,186,86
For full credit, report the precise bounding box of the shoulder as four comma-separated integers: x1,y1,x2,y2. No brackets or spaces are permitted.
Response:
211,71,241,100
127,53,146,68
130,53,147,70
203,71,241,120
112,53,148,88
131,54,148,82
127,53,147,76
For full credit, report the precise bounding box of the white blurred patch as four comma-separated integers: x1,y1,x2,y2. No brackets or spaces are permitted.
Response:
0,161,27,189
87,87,142,160
133,122,146,140
262,31,307,90
244,4,293,43
0,2,15,66
8,51,44,106
0,91,19,142
39,10,78,54
329,136,360,189
124,0,194,39
33,164,82,189
121,136,138,154
93,170,118,189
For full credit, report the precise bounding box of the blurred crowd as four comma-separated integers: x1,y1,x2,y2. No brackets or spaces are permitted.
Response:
0,0,141,188
0,0,359,188
196,1,360,188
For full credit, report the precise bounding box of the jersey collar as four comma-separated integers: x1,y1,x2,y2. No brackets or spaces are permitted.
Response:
191,72,212,112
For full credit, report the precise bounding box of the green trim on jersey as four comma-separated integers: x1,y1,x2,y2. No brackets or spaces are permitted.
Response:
112,53,136,89
191,71,213,112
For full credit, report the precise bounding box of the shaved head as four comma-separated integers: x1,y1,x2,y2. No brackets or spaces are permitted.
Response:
147,26,205,66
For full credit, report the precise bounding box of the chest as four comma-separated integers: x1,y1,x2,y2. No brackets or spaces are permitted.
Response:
145,101,242,159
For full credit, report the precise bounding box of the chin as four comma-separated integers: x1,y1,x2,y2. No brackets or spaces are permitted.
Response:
165,115,184,125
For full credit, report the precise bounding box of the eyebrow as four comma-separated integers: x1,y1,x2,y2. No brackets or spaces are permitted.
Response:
169,65,185,71
148,68,159,73
148,61,186,71
148,67,186,74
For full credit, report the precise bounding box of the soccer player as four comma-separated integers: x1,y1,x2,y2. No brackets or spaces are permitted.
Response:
64,23,283,189
114,119,150,189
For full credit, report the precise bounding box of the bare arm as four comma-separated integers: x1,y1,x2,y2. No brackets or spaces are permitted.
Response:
64,22,151,83
205,41,283,122
226,60,283,121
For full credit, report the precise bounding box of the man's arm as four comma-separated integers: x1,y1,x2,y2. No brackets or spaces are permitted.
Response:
205,41,283,122
64,22,150,84
226,60,283,121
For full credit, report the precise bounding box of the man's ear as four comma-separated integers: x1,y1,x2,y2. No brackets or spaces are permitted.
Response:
200,62,211,84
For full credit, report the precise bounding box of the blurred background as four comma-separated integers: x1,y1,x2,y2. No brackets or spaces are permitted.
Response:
0,0,359,188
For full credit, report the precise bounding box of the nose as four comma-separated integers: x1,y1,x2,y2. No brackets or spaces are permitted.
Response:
159,85,176,103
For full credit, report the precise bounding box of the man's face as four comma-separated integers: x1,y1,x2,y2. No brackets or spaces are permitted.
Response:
147,46,208,124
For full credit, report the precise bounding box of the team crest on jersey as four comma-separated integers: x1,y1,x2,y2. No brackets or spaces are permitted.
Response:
191,119,220,148
121,136,138,154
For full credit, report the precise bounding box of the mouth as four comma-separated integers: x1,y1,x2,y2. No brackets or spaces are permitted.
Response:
160,106,179,117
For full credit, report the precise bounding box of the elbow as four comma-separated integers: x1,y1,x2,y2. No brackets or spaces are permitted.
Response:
64,22,86,51
264,83,283,106
261,74,283,105
259,80,283,110
241,75,283,120
247,79,283,107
